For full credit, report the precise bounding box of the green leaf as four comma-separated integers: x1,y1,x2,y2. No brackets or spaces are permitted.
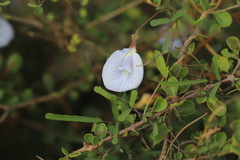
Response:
235,79,240,91
150,122,158,139
42,73,54,92
200,0,209,10
206,97,227,116
213,11,232,27
217,56,229,72
81,0,89,6
154,50,168,78
154,0,161,5
0,1,11,5
171,99,186,107
45,113,102,122
162,28,173,53
177,100,195,116
212,55,221,80
231,133,240,156
152,97,168,112
152,123,170,145
34,7,43,15
174,152,183,159
92,136,99,145
209,23,221,36
179,80,190,94
156,5,166,10
193,16,206,26
179,67,188,78
87,150,98,157
209,82,221,98
136,151,161,160
61,147,69,156
20,89,33,101
118,108,131,122
94,123,108,139
184,144,197,158
69,152,81,158
120,93,129,111
159,79,208,86
188,42,195,54
129,90,138,108
172,10,183,21
197,146,208,155
7,53,23,73
0,89,4,100
221,48,235,58
94,86,111,100
110,95,119,121
196,91,207,104
181,9,194,24
169,63,179,77
125,114,136,123
230,120,240,132
142,115,147,122
28,3,42,8
145,112,153,117
226,36,240,55
84,133,94,143
161,77,179,96
112,123,119,144
150,18,171,27
214,132,227,149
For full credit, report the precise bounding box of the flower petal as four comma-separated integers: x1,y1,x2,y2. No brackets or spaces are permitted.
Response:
0,17,14,48
102,48,143,92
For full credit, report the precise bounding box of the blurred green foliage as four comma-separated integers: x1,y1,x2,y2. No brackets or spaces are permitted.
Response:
0,0,240,160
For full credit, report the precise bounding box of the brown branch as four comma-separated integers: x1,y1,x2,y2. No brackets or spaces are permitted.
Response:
0,13,43,29
13,92,59,110
67,108,170,157
0,105,9,123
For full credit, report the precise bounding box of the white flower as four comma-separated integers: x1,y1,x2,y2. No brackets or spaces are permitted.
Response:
0,17,14,48
102,48,143,92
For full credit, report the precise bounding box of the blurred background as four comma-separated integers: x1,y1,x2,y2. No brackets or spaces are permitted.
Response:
0,0,156,159
0,0,240,159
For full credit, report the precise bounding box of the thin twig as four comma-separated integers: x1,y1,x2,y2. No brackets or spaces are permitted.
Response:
159,134,169,160
165,113,208,159
85,0,143,29
13,92,59,110
0,105,9,123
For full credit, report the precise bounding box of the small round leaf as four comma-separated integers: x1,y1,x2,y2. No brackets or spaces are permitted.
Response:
28,3,42,8
94,123,108,139
152,97,168,112
213,11,232,27
84,133,94,144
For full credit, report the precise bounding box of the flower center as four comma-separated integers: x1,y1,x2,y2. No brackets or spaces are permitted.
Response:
118,50,133,73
